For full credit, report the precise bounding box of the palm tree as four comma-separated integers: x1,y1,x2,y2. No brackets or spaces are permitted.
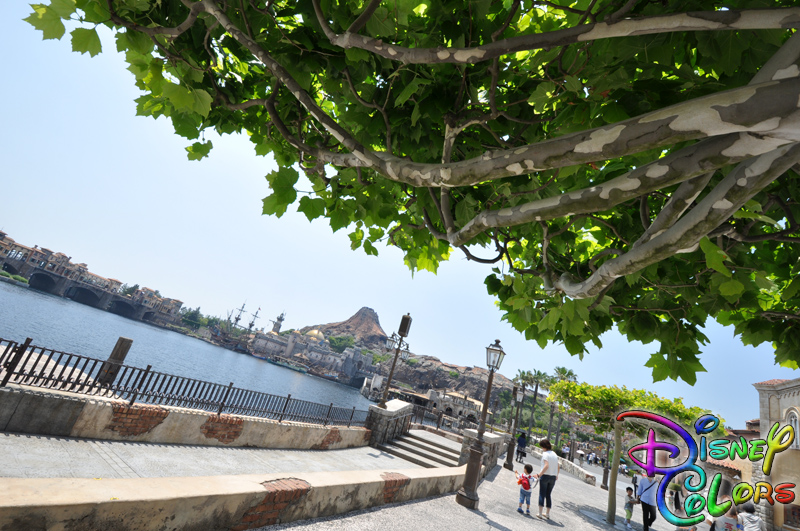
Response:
526,369,547,437
512,369,529,433
551,367,578,447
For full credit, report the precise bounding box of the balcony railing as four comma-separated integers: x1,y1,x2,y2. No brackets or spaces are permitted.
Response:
0,338,368,428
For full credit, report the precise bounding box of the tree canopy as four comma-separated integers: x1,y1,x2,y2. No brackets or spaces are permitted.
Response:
549,379,722,524
26,0,800,383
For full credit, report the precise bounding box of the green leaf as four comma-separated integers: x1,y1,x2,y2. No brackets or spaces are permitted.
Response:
565,75,582,93
753,272,776,291
330,208,351,232
162,84,195,113
345,48,372,63
266,166,299,204
411,102,421,126
262,194,288,217
191,89,213,117
297,196,326,221
718,279,744,297
782,278,800,301
564,336,585,356
185,140,212,161
25,5,66,40
50,0,77,18
394,78,431,107
699,237,731,277
70,28,102,57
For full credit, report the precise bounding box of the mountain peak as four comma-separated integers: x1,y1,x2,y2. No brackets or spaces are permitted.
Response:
300,307,388,351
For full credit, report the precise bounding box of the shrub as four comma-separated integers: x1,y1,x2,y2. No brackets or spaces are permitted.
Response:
0,271,11,278
449,370,459,378
406,358,418,365
11,275,28,283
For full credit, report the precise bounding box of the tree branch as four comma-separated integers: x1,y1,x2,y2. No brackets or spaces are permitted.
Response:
314,8,800,65
549,143,800,299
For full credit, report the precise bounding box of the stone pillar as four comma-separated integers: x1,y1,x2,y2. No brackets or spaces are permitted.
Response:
752,463,776,531
97,337,132,386
459,429,504,478
365,399,413,447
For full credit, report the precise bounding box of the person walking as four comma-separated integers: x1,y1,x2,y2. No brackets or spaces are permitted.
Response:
516,432,528,463
533,439,559,519
636,471,659,531
738,502,766,531
515,463,536,516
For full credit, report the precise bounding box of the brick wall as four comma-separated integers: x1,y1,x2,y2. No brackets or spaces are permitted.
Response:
105,403,168,436
311,428,342,450
232,478,311,530
381,472,410,504
200,414,244,444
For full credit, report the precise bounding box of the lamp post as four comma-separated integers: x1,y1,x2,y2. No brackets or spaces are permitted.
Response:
503,385,524,470
456,340,506,510
378,313,412,409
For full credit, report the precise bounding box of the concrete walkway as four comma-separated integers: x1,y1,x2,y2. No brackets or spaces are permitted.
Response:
263,452,709,531
0,431,421,479
1,429,706,531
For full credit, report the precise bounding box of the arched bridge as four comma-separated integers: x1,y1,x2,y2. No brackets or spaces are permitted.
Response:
4,258,159,322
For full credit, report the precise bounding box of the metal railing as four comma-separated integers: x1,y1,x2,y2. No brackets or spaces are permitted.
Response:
375,410,413,445
411,405,479,434
0,338,368,427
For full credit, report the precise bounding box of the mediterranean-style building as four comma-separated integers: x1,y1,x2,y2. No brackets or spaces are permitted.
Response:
0,231,182,326
751,377,800,531
250,313,378,385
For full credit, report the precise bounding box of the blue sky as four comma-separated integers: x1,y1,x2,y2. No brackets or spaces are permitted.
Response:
2,5,797,428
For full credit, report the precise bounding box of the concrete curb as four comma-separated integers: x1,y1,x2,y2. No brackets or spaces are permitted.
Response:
0,466,468,530
0,384,370,451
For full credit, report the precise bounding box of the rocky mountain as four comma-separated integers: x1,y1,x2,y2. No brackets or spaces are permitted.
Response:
381,355,515,404
299,307,388,352
300,307,516,402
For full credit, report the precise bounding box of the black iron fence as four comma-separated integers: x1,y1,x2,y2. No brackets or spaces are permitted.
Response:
0,338,368,427
411,405,479,434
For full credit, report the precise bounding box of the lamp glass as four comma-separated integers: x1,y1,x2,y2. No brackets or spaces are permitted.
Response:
516,388,524,403
401,346,411,360
385,335,397,351
485,341,505,371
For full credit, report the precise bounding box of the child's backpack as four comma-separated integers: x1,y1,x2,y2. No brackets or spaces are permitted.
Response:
520,474,531,490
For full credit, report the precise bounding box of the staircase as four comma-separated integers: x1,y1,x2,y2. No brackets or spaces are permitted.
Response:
377,430,461,469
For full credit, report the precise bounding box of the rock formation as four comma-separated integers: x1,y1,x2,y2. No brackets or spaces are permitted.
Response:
299,307,388,352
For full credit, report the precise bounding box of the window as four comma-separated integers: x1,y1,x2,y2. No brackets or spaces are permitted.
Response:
785,504,800,529
790,412,799,449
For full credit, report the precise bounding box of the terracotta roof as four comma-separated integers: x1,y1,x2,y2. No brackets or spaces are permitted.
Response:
705,457,743,472
754,379,791,386
747,419,760,424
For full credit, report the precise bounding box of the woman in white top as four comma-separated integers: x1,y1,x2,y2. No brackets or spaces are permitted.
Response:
533,438,560,519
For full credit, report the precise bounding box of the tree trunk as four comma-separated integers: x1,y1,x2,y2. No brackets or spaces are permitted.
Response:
606,420,623,525
547,402,555,440
527,381,539,437
554,409,564,447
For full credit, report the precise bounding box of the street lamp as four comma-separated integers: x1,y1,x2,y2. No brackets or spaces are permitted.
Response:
503,384,525,470
456,340,506,510
378,313,412,409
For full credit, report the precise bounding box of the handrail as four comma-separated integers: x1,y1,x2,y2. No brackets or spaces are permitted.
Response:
0,337,369,428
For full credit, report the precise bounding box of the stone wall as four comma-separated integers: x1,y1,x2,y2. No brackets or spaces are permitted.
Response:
0,385,370,451
0,466,467,530
525,446,597,486
458,429,505,478
365,399,413,447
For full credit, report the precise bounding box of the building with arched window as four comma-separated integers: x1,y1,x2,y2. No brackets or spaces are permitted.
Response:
752,377,800,531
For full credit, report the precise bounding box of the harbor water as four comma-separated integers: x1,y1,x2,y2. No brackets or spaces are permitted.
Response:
0,281,372,410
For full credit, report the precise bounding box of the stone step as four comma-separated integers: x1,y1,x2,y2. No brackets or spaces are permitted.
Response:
376,443,442,469
395,435,460,462
389,438,460,467
406,432,462,455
